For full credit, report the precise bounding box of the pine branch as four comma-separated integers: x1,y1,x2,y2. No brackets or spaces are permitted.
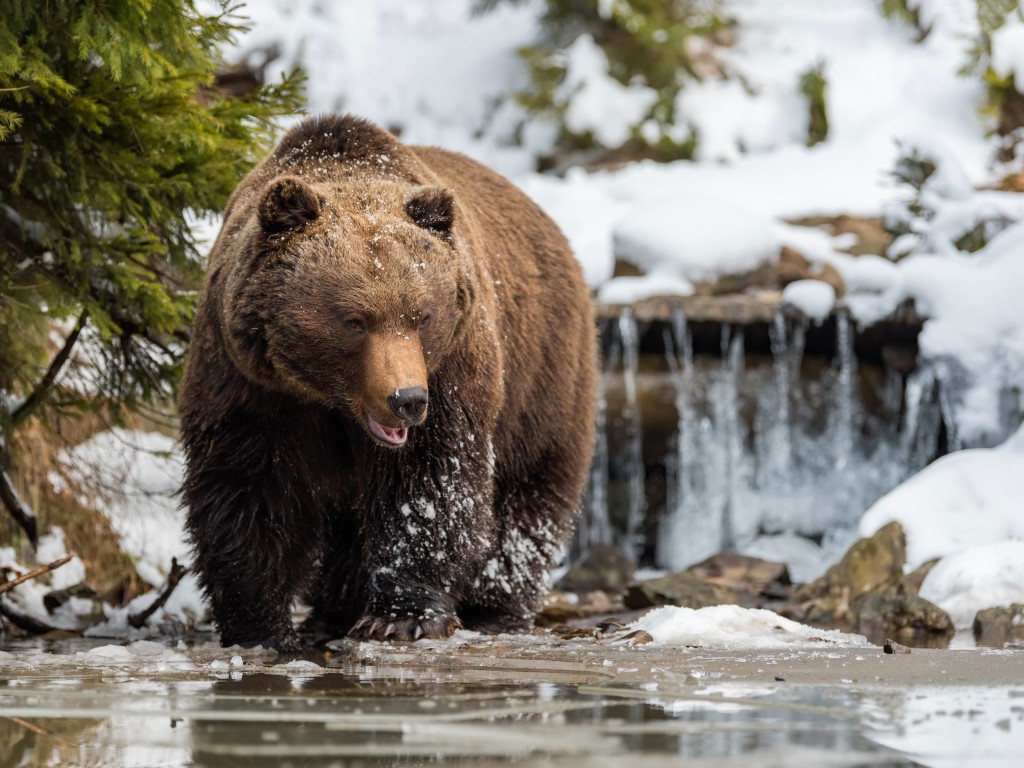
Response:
0,466,37,547
10,309,89,428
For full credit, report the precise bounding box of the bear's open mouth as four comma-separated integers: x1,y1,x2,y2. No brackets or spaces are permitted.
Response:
366,414,409,447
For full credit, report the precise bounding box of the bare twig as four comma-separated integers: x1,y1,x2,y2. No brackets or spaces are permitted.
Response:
0,466,38,547
129,558,188,629
0,555,73,595
10,309,89,428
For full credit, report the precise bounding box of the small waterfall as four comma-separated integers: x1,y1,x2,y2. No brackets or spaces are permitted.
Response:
583,303,1012,578
618,308,646,559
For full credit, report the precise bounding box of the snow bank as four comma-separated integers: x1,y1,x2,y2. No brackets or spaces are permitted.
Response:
632,605,867,648
859,448,1024,570
860,423,1024,627
613,197,779,282
919,541,1024,628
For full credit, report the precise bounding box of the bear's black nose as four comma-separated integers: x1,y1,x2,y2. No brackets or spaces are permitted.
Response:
388,387,428,423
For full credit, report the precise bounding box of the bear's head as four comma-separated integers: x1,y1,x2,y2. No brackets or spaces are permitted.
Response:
225,174,473,448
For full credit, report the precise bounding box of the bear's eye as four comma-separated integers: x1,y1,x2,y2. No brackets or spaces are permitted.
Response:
419,314,431,329
346,318,366,333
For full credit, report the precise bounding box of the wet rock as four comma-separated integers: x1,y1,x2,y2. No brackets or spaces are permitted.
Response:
784,523,954,641
686,552,791,600
900,558,941,596
597,290,783,325
539,590,619,623
556,544,635,596
624,572,737,610
883,638,912,654
973,604,1024,647
790,522,907,625
692,261,779,297
854,592,954,640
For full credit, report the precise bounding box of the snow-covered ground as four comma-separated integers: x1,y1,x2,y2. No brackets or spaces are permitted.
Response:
9,0,1020,643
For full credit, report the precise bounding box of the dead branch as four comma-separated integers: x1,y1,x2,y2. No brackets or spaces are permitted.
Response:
0,466,38,547
10,309,89,428
129,558,188,629
0,555,73,595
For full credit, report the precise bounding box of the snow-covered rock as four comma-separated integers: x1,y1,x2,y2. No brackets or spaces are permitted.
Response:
783,279,836,324
613,196,780,284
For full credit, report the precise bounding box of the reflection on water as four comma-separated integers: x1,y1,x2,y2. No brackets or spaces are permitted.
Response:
0,639,1020,767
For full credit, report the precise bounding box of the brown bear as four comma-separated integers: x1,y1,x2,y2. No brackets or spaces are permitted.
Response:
179,114,597,650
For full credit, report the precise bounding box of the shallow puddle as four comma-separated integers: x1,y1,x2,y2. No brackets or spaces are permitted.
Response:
0,636,1020,767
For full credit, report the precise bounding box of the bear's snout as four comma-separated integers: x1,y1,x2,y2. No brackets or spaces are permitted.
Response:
388,386,428,424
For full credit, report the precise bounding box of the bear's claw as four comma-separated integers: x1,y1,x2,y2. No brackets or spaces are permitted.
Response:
350,612,462,642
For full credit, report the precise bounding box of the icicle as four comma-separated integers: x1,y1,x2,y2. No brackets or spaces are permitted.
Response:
831,312,858,470
618,308,645,559
582,319,617,553
721,327,745,551
901,366,941,474
762,311,793,488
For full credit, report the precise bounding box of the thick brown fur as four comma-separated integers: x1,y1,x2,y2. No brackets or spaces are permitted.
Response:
180,114,597,650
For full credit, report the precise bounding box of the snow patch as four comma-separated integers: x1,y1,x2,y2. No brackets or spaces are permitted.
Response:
632,605,867,648
991,15,1024,85
560,34,658,148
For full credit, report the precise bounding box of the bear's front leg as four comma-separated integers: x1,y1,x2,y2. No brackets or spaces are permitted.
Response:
351,434,496,642
183,420,324,652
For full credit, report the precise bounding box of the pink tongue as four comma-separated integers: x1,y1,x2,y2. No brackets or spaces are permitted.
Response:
369,415,408,444
382,425,408,442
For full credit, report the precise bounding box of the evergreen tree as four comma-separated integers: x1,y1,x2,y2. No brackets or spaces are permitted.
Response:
0,1,303,544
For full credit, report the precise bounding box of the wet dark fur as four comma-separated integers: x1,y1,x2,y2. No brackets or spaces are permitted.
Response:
180,114,597,650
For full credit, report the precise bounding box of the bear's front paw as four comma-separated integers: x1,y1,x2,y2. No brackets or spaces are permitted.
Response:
349,611,462,642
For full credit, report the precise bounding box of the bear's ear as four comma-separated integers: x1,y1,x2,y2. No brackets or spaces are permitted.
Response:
258,176,321,237
404,186,455,235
